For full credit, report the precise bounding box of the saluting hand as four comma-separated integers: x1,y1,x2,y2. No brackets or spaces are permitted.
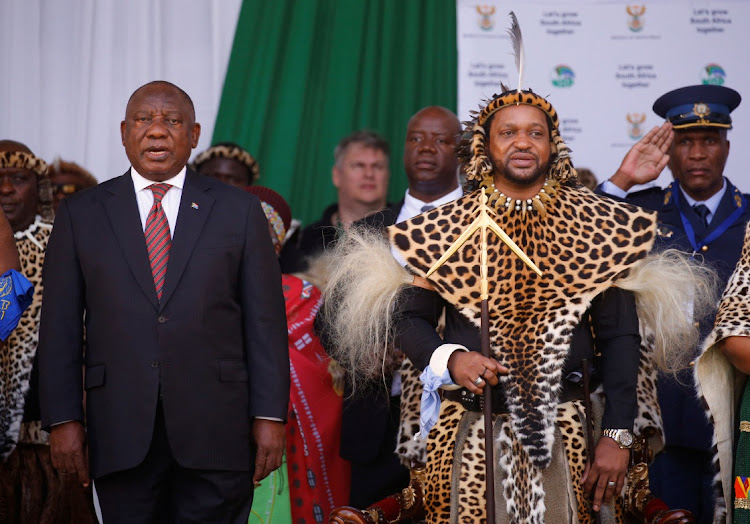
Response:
609,122,674,191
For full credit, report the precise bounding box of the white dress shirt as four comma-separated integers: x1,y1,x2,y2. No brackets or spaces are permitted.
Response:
390,185,464,396
391,185,464,269
131,166,186,236
131,166,282,423
395,185,464,224
678,178,726,225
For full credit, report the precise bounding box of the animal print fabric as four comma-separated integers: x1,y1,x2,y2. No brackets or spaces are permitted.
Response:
0,217,51,459
695,221,750,523
390,185,658,522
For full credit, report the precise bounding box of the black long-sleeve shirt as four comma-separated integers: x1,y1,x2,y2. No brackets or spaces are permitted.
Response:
394,285,641,430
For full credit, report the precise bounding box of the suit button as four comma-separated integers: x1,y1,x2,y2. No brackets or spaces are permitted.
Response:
158,316,167,324
151,361,159,368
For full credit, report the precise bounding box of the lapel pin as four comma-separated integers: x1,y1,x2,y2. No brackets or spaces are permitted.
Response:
191,202,199,210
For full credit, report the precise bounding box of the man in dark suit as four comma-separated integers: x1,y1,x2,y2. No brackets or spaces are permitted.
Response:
340,106,463,508
280,130,391,273
598,84,747,522
38,81,289,524
363,106,464,230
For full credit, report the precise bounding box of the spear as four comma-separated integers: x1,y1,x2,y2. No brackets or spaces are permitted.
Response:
425,192,542,522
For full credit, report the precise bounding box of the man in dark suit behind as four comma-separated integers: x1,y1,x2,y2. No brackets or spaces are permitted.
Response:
38,81,289,523
340,106,463,508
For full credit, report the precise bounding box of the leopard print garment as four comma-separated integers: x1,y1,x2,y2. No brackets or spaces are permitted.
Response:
389,185,657,522
695,221,750,523
0,216,52,459
396,358,425,466
425,398,627,524
397,326,664,523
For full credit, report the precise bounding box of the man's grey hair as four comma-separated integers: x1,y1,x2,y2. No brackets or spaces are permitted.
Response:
333,130,389,167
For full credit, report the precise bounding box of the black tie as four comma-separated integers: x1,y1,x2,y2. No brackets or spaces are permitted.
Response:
420,204,435,213
692,204,710,228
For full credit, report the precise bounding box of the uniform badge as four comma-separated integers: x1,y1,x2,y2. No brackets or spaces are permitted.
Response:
663,190,672,206
656,223,675,239
693,102,710,118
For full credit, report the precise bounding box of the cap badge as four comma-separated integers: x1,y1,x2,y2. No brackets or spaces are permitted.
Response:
693,103,711,118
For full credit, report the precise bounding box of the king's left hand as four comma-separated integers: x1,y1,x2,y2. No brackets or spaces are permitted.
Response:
581,436,630,512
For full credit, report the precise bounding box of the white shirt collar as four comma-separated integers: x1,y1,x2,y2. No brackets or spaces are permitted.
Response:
398,185,464,223
130,166,187,192
678,177,726,218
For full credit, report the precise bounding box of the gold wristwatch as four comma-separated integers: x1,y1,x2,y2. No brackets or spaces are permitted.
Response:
602,428,634,449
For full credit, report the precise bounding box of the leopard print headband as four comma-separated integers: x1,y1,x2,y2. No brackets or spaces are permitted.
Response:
458,89,576,186
193,144,260,184
0,151,54,221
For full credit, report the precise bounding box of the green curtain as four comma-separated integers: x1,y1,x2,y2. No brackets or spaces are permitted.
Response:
212,0,457,226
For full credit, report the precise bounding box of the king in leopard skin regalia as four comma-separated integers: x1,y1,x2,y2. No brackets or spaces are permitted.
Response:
322,15,716,524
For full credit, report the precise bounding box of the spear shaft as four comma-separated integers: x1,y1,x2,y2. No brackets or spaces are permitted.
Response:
481,300,496,522
480,205,496,523
424,193,541,523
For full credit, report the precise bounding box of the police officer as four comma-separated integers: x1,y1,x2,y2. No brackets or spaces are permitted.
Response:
599,84,747,523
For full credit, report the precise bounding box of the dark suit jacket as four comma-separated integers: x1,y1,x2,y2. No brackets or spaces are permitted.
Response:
598,178,750,450
339,200,404,463
357,200,404,231
38,169,289,478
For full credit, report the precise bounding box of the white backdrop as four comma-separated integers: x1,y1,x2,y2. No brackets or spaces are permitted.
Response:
0,0,242,181
4,1,749,190
458,0,750,192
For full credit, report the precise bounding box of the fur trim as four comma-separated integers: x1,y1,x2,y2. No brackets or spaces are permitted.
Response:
694,222,750,522
616,248,720,373
695,344,734,523
320,225,412,389
0,151,47,178
49,158,97,188
295,251,336,292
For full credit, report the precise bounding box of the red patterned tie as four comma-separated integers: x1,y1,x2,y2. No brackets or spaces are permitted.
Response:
145,183,171,301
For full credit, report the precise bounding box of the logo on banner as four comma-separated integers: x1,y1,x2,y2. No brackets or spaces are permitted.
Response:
476,5,496,31
551,65,575,88
627,113,647,139
626,5,646,32
701,63,726,85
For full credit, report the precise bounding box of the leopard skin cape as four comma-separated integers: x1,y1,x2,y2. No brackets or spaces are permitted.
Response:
389,184,661,522
695,221,750,524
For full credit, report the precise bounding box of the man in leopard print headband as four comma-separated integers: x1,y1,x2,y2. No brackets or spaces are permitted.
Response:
0,141,97,521
193,141,260,188
323,80,716,522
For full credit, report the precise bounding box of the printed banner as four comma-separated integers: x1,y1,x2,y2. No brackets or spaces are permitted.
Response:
458,1,750,192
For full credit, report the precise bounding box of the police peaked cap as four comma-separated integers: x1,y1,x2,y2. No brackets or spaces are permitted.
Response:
653,84,741,129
